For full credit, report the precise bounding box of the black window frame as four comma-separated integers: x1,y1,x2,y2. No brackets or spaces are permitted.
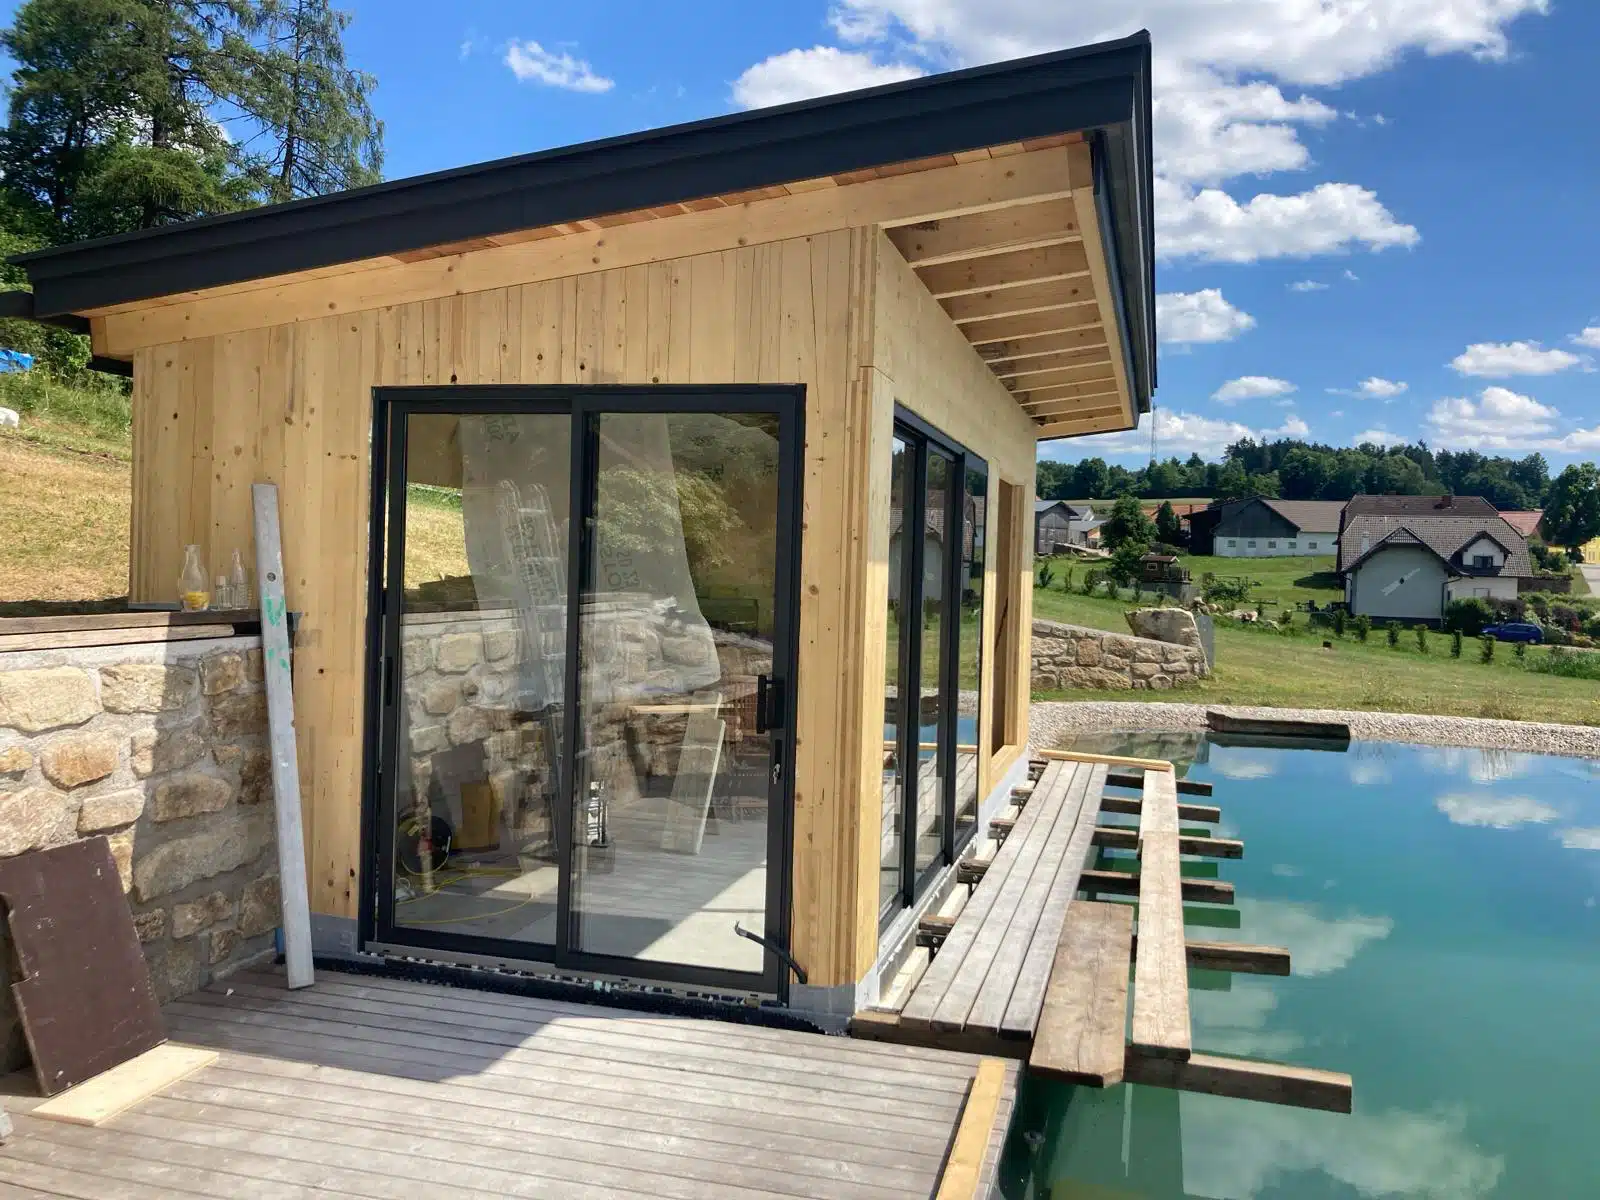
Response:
882,408,987,928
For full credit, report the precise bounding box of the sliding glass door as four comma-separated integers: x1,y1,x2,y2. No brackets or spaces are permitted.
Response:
880,413,987,927
366,388,801,996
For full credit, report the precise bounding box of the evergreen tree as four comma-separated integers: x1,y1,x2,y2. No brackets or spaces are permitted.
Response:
1154,500,1182,545
1100,493,1155,551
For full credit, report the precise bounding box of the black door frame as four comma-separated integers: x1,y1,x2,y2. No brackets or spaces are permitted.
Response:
883,408,986,925
358,384,805,999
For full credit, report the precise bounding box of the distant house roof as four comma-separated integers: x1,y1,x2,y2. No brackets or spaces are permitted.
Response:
1343,494,1499,519
1035,499,1069,515
1339,509,1534,578
1499,510,1544,538
1257,499,1345,534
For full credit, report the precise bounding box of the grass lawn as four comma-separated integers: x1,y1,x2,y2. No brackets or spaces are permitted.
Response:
1040,551,1343,613
0,434,131,608
1033,586,1600,727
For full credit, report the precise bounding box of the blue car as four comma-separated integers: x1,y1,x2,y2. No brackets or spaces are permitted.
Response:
1481,621,1543,644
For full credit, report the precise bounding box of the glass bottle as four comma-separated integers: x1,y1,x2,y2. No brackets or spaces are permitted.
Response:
179,545,209,611
215,575,230,610
229,549,251,610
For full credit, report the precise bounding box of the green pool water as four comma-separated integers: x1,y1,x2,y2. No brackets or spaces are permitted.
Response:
1000,734,1600,1199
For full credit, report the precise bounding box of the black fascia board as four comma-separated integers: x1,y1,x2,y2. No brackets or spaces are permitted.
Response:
15,33,1152,318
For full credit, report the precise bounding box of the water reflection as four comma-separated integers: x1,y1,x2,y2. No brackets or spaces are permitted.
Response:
1004,734,1600,1199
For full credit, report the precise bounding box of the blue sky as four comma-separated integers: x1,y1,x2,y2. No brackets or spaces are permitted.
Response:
5,1,1596,467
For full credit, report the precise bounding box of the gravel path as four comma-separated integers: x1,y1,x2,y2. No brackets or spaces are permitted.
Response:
1030,700,1600,759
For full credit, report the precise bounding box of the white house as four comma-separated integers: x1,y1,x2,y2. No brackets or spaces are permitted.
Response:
1195,498,1344,558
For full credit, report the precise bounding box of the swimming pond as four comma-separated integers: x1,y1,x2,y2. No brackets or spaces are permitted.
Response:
1000,733,1600,1199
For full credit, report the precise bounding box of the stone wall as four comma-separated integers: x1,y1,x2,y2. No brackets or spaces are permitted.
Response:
0,634,280,1068
1031,619,1208,692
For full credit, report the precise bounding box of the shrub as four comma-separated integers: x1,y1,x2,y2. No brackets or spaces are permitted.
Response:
1479,635,1495,663
1354,614,1371,642
1386,621,1401,648
1333,608,1347,638
1037,563,1055,590
1079,568,1098,596
1150,542,1184,558
1524,647,1600,681
1550,603,1583,633
1061,567,1075,592
1203,576,1251,608
1414,625,1428,653
1451,629,1463,658
1444,597,1493,636
1514,640,1527,661
1586,615,1600,639
1278,609,1294,627
1525,594,1551,621
1488,597,1527,623
1545,624,1571,646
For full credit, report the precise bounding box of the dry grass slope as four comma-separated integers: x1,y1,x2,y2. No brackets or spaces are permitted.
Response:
0,437,130,604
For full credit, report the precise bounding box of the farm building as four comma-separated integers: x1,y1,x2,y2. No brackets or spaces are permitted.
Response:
4,35,1156,1015
1188,498,1344,558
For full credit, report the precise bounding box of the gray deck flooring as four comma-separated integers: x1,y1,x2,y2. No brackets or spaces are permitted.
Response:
0,967,1014,1199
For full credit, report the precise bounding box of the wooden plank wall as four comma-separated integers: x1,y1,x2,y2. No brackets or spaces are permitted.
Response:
128,230,879,987
857,231,1037,977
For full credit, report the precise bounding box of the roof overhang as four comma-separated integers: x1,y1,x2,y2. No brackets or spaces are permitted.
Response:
10,32,1155,437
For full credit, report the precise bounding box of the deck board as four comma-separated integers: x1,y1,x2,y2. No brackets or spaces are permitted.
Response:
1131,770,1191,1061
0,970,1013,1199
1028,901,1133,1086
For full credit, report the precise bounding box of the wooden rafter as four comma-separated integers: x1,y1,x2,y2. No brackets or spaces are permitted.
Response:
966,310,1101,346
1031,403,1124,426
1004,363,1116,392
1016,379,1123,407
943,280,1096,325
1027,397,1124,421
1034,412,1131,438
979,328,1107,362
993,350,1114,379
916,242,1090,300
886,198,1080,267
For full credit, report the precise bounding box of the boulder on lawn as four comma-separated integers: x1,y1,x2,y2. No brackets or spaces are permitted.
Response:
1125,607,1206,651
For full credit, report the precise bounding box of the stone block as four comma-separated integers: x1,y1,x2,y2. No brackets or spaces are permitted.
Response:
200,652,246,695
1131,662,1161,679
447,705,502,745
78,787,146,833
131,724,206,778
107,828,134,891
1149,675,1173,690
133,813,272,901
0,668,98,732
401,637,432,677
157,940,200,1003
172,890,234,938
39,732,121,789
0,787,72,857
152,773,234,822
0,746,31,776
132,910,167,943
245,649,264,683
207,926,241,964
483,630,518,662
210,692,267,739
1131,642,1164,664
434,633,483,673
1075,639,1103,667
420,680,460,716
237,747,271,806
100,663,198,714
1125,607,1205,651
239,874,281,936
409,724,449,755
1104,636,1134,658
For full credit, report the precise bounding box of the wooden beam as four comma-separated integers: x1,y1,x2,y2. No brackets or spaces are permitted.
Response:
1037,750,1172,772
994,350,1115,380
1101,794,1222,824
1004,363,1118,392
917,242,1091,300
1029,404,1125,427
1092,826,1243,859
888,198,1080,267
979,328,1108,363
944,280,1096,324
935,1059,1011,1199
1132,770,1189,1061
1106,770,1213,797
1079,869,1234,905
1029,901,1133,1087
1033,413,1133,440
33,1044,218,1126
1067,142,1134,425
1184,940,1290,976
1018,383,1123,409
1124,1049,1353,1114
100,147,1076,354
968,310,1102,346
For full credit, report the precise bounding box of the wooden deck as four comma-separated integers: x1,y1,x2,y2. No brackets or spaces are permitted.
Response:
0,968,1018,1199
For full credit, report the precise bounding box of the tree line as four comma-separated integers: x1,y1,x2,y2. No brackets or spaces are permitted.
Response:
0,0,382,374
1039,437,1600,554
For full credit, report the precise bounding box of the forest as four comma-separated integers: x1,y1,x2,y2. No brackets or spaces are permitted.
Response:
0,0,381,374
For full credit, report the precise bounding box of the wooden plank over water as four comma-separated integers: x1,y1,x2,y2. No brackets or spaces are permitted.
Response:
1124,1049,1353,1113
0,969,1012,1199
1106,769,1213,796
1131,767,1190,1062
1101,794,1222,824
1029,901,1132,1086
1092,826,1244,859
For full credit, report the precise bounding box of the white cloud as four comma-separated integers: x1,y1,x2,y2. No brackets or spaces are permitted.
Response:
1157,180,1418,264
1343,267,1361,281
1211,755,1275,779
1572,326,1600,350
1559,828,1600,851
1354,428,1407,447
1156,289,1256,345
1421,386,1600,452
1214,375,1296,404
1436,792,1559,829
1288,279,1328,292
1331,376,1408,399
1068,408,1307,456
504,41,614,93
730,47,923,108
1450,340,1583,376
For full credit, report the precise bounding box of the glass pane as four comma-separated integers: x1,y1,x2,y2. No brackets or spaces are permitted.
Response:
916,450,953,876
573,411,778,974
392,412,570,947
956,467,986,843
881,437,910,919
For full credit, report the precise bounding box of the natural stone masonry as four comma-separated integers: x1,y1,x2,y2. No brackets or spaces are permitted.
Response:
1031,619,1209,693
0,633,280,1073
